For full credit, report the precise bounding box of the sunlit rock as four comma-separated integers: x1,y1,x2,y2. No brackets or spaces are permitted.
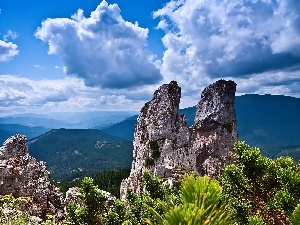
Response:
120,79,238,199
0,134,64,220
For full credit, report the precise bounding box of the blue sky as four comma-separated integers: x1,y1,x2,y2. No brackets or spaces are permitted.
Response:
1,0,300,116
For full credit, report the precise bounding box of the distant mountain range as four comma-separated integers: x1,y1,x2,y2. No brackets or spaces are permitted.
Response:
0,111,137,129
0,111,136,144
99,116,138,141
1,94,299,182
96,94,300,160
235,94,300,158
0,124,50,144
27,129,133,181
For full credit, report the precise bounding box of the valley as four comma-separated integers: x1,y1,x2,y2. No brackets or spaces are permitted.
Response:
27,129,133,181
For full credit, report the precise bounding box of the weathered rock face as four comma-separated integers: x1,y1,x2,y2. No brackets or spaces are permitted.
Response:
120,81,191,197
120,79,238,199
0,134,64,220
192,80,238,176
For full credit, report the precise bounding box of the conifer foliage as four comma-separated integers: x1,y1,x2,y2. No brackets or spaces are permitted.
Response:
221,141,300,224
145,175,235,225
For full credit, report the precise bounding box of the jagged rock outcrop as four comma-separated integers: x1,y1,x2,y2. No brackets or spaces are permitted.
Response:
0,134,64,220
192,80,238,176
120,80,238,199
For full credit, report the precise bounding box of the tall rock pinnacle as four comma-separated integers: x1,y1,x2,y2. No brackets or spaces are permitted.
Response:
120,81,191,197
120,79,238,199
192,80,238,176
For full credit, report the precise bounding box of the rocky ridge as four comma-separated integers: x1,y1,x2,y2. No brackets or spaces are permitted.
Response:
0,134,64,220
121,79,238,199
0,134,118,222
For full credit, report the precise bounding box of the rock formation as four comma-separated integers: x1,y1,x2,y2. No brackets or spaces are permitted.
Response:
0,134,64,220
120,80,238,199
192,80,238,176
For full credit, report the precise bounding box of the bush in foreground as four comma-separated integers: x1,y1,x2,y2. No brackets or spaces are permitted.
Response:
221,141,300,224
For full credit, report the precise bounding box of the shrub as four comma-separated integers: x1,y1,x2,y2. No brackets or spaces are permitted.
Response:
221,141,300,224
0,194,34,225
66,177,106,225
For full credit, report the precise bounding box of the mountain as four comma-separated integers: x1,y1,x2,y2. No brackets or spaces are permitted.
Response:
100,94,300,159
0,111,137,129
100,115,138,141
274,145,300,161
5,94,299,182
235,94,300,157
0,116,71,129
0,124,50,144
0,111,137,146
28,129,133,181
0,129,16,144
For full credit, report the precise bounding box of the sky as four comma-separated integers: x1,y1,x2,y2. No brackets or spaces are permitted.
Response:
1,0,300,116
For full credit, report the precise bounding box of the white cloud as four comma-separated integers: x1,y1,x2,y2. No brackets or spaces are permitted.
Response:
3,30,18,42
35,0,162,89
154,0,300,96
0,75,155,116
0,40,19,62
0,75,75,107
34,64,45,70
233,70,300,96
0,71,299,117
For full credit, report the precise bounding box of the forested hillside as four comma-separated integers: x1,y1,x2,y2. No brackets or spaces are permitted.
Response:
57,168,130,198
235,94,300,157
28,129,133,181
100,115,138,140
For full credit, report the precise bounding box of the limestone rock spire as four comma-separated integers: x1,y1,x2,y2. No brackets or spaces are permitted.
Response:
120,79,238,199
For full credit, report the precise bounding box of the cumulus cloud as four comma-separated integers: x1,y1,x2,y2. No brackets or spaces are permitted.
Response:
35,0,162,89
0,72,299,117
234,70,300,95
0,75,155,116
0,75,75,107
154,0,300,84
0,40,19,62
